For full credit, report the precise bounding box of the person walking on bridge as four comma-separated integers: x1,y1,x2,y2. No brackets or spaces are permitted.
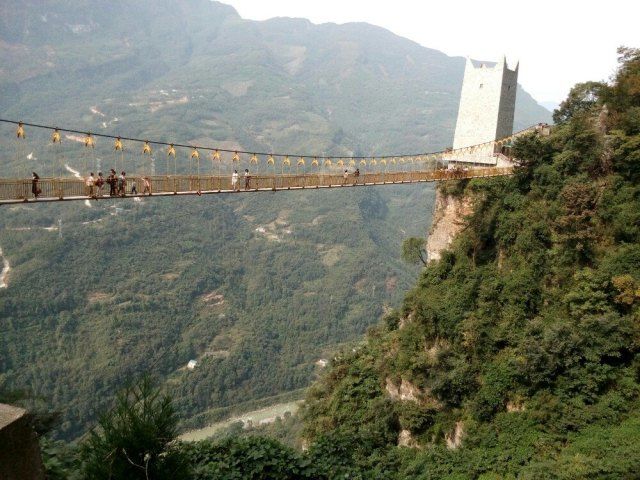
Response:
143,177,151,195
108,169,117,196
118,171,127,196
244,168,251,190
31,172,40,199
96,172,105,197
86,172,95,197
354,168,360,185
343,169,349,185
232,169,239,191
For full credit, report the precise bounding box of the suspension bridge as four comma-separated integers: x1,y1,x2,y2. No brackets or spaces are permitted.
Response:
0,119,547,205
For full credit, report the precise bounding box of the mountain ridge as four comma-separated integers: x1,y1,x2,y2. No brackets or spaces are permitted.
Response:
0,0,550,162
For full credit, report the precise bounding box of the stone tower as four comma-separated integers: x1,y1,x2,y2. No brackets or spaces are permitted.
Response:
452,57,518,150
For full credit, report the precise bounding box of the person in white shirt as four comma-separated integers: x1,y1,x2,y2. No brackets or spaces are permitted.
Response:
86,172,95,197
231,169,239,191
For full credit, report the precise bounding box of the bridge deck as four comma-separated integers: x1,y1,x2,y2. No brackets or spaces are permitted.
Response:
0,167,512,205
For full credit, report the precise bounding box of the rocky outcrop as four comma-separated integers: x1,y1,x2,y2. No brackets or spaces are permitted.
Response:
445,421,465,450
398,312,413,330
385,378,442,409
425,337,449,363
397,429,420,448
385,378,421,402
0,246,10,289
506,399,526,412
426,189,474,262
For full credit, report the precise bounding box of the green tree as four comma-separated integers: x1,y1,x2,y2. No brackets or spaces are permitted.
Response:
180,436,324,480
81,376,187,479
553,182,598,264
553,81,606,124
401,237,428,266
603,47,640,121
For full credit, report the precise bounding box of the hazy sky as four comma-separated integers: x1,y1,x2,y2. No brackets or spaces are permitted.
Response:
223,0,638,106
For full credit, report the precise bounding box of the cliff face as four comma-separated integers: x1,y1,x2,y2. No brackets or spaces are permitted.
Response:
425,188,473,261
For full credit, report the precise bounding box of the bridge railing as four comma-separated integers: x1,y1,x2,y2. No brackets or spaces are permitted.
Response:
0,167,513,202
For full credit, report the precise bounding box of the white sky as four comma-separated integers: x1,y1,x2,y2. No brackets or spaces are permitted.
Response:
223,0,639,105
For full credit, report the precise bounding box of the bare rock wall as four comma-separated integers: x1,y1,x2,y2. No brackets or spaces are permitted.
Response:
426,189,473,262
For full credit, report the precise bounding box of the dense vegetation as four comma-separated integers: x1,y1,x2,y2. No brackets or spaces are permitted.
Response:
299,47,640,478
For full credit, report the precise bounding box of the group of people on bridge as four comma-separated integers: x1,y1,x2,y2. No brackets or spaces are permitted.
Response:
84,170,152,198
30,170,152,199
231,169,252,191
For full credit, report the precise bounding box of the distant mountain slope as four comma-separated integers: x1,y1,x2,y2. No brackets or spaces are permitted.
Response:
0,0,549,165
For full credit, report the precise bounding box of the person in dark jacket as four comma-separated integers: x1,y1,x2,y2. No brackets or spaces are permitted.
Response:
32,172,40,198
108,169,117,196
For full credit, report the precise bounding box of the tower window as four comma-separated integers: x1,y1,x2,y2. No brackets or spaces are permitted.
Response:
479,83,483,89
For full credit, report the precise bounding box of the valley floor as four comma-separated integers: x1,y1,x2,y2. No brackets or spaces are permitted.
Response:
180,400,301,441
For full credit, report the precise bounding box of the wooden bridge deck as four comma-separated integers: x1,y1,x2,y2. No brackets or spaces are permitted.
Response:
0,167,512,205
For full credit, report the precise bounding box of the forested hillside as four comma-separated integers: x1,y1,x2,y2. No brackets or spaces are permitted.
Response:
0,180,437,439
300,48,640,478
0,0,550,440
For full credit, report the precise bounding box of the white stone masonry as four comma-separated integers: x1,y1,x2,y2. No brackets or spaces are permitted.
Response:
452,57,518,152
